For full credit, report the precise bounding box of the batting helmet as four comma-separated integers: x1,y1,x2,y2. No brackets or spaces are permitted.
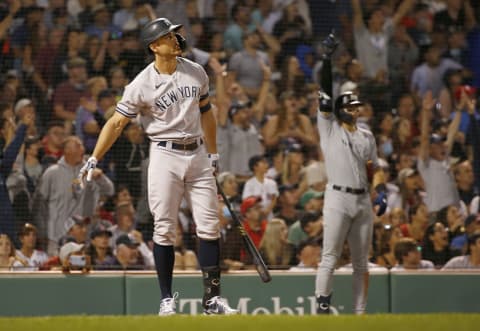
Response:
140,18,183,53
334,91,363,124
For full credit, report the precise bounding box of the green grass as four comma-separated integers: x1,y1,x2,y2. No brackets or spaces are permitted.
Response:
0,314,479,331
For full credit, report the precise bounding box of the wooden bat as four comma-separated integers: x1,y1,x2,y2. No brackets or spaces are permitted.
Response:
216,179,272,283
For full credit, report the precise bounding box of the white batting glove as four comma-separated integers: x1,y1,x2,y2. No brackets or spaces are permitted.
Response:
79,156,98,182
208,153,219,175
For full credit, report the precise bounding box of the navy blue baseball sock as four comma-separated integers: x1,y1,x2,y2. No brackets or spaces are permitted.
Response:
153,243,174,299
198,239,221,306
317,294,332,314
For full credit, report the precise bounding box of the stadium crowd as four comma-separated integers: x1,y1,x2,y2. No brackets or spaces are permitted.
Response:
0,0,480,272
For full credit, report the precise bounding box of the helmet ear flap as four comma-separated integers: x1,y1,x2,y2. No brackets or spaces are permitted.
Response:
175,33,187,52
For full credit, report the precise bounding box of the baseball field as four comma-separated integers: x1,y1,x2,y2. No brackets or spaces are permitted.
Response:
1,314,479,331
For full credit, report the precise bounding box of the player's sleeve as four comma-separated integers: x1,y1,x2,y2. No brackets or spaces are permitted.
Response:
198,64,210,104
116,83,142,118
316,112,334,140
368,132,380,169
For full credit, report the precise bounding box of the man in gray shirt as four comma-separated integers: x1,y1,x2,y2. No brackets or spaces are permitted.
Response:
351,0,416,79
418,91,463,213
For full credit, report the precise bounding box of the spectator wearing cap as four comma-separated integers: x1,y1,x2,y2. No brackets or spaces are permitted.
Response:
242,155,279,220
58,241,89,272
391,237,435,270
58,214,88,248
12,223,48,270
52,56,90,128
85,220,116,269
108,203,154,268
299,189,324,214
274,184,300,226
262,90,317,151
451,214,480,252
387,167,424,214
0,110,32,244
418,91,462,214
240,196,268,261
216,99,263,180
33,136,114,255
13,98,39,137
76,86,116,153
443,232,480,269
85,3,122,39
288,211,323,248
112,233,145,270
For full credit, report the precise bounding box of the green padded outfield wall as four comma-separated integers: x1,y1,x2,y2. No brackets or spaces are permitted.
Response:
2,270,480,316
123,270,390,315
0,273,125,316
0,271,389,316
390,271,480,313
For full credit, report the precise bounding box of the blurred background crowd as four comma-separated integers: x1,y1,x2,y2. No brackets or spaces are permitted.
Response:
0,0,480,272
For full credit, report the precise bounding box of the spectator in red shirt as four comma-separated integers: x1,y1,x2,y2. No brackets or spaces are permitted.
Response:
240,196,267,262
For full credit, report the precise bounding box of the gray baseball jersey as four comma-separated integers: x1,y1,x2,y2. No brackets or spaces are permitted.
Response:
114,57,219,246
315,112,378,314
116,57,209,141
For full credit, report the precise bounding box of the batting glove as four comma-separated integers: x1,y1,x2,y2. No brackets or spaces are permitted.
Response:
321,30,339,59
79,156,98,182
208,153,219,175
373,191,387,216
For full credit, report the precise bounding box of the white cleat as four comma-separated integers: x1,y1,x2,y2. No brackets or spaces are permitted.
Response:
158,292,178,316
203,296,239,315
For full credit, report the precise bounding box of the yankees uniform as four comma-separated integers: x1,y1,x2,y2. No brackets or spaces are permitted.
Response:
315,92,384,315
80,18,237,315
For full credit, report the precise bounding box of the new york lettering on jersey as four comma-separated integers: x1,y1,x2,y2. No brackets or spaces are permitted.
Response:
155,85,202,111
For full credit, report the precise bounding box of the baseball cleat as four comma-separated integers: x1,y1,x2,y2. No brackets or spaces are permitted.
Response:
158,292,178,316
203,296,239,315
317,303,330,314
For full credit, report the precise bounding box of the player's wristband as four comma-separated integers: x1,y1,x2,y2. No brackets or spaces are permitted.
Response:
208,153,219,160
318,91,332,113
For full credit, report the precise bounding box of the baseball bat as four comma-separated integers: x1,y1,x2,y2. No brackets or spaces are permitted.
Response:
215,179,272,283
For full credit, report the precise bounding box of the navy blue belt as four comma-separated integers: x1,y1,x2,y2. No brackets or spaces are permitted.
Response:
157,139,202,151
332,185,366,195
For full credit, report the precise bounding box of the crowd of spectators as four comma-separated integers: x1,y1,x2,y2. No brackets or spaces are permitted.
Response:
1,0,480,272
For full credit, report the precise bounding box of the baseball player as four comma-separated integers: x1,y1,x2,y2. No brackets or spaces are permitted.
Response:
314,32,387,315
79,18,237,315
